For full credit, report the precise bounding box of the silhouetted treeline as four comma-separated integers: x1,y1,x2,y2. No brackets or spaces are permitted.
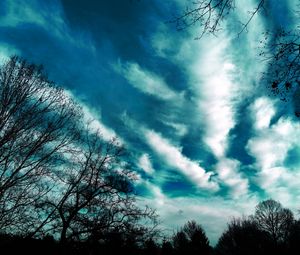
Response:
215,199,300,255
1,57,300,254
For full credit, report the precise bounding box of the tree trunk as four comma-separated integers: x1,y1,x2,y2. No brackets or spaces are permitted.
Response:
59,224,68,255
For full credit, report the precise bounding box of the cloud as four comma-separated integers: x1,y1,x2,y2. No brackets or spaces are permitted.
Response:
196,46,236,158
0,43,19,63
150,21,253,197
113,60,180,100
81,104,119,142
0,0,73,42
247,97,300,206
0,0,47,28
162,121,188,137
65,90,119,142
3,0,300,245
138,153,154,175
251,97,276,130
247,98,299,170
216,158,249,198
144,129,219,191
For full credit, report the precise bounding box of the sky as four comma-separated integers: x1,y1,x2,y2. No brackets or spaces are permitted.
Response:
0,0,300,245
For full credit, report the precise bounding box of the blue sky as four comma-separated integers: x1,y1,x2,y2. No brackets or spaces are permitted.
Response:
1,0,300,244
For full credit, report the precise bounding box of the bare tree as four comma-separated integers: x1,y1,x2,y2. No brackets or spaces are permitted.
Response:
169,0,265,38
259,28,300,114
253,199,294,243
0,57,159,252
33,128,158,246
0,56,81,234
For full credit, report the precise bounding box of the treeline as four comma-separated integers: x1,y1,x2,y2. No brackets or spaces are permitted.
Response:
1,57,300,254
143,199,300,255
2,199,300,255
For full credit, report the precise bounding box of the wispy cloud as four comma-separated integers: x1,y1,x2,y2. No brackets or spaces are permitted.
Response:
144,129,219,191
65,90,119,142
113,60,180,100
121,114,219,191
138,153,155,175
161,120,188,137
0,0,47,28
0,43,19,63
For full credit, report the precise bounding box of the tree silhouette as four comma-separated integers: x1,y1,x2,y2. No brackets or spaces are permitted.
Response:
253,199,294,244
161,238,174,255
0,56,80,234
173,220,211,255
143,238,159,255
32,128,158,247
216,217,271,255
287,219,300,254
173,230,189,255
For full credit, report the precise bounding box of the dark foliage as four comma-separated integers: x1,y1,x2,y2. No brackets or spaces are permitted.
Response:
216,199,300,255
172,220,211,255
215,217,272,255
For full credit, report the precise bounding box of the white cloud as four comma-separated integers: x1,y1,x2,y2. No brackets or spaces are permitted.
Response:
65,90,119,142
247,98,300,205
151,19,254,197
251,97,275,130
0,43,19,64
144,129,219,191
196,44,236,158
151,24,174,58
216,158,249,198
162,121,188,137
247,104,299,171
81,104,119,142
138,153,154,175
114,61,180,101
256,167,300,210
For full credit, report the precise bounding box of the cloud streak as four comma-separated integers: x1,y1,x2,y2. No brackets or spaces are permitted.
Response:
114,60,179,101
144,129,219,191
138,153,155,175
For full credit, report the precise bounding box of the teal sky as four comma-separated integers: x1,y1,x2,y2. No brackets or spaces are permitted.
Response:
0,0,300,244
